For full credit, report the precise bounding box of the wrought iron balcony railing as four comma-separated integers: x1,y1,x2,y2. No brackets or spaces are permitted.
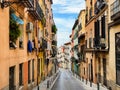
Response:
93,37,106,49
94,0,107,14
77,52,84,61
111,0,120,20
36,1,44,20
22,0,34,8
39,38,47,50
52,40,57,46
27,0,44,20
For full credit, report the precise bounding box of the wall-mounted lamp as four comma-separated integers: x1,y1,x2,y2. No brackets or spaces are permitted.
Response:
0,0,21,9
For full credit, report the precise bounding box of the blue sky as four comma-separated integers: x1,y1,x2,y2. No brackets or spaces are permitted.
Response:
52,0,85,47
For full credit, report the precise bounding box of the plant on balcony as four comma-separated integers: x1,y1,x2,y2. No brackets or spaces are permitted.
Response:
9,18,21,43
41,17,46,26
52,40,57,46
52,25,57,34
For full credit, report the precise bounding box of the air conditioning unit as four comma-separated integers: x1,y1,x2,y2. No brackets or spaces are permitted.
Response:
100,38,105,44
26,22,33,33
100,38,106,48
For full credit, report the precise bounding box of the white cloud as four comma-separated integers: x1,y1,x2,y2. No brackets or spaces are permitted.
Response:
57,32,71,47
54,17,74,47
54,17,75,31
53,0,85,14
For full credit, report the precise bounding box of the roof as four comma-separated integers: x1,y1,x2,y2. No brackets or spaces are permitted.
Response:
64,42,71,45
78,9,85,18
72,19,78,30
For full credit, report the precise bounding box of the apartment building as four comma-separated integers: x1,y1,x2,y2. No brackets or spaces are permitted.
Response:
69,0,120,90
84,0,97,84
0,0,56,90
77,9,86,79
93,0,109,87
71,19,79,74
64,42,71,70
70,31,74,72
57,46,66,68
108,0,120,90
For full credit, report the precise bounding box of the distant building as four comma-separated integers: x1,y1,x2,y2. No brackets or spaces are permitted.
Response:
64,42,71,70
57,46,65,68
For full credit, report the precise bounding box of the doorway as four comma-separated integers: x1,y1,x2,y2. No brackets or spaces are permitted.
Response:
9,66,15,90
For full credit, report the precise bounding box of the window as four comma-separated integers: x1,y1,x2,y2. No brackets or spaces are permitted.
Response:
101,15,106,38
90,0,92,5
38,59,40,77
32,60,34,82
19,24,24,48
9,9,24,49
9,66,15,90
89,38,92,48
84,67,85,75
28,61,31,84
94,20,100,47
89,7,92,19
116,33,120,85
85,40,87,48
91,59,93,82
19,63,23,86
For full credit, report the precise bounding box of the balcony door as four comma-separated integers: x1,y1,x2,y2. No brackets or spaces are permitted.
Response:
103,58,107,86
9,66,15,90
116,32,120,85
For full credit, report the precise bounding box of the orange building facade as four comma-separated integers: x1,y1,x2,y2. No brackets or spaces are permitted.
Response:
0,0,56,90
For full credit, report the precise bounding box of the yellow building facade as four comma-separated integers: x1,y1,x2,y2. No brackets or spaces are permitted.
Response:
107,0,120,89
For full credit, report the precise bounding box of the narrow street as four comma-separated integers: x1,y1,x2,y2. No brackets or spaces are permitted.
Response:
52,69,85,90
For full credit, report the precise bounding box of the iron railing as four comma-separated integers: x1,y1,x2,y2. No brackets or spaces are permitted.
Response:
94,0,106,14
111,0,120,19
22,0,34,8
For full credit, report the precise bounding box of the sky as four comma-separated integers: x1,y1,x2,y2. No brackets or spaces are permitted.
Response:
52,0,85,47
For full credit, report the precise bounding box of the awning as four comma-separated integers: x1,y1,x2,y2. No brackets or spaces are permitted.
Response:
11,13,24,24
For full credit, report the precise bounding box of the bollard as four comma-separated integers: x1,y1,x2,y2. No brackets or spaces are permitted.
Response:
97,82,100,90
86,79,87,85
37,86,39,90
47,80,49,88
109,87,112,90
90,80,92,87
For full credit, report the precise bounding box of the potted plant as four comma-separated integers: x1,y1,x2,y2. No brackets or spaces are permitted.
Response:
9,17,21,48
52,25,57,34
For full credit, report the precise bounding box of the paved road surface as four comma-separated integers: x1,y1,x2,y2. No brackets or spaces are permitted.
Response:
52,69,85,90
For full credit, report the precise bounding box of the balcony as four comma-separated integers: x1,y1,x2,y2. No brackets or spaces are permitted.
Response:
111,0,120,20
36,2,44,20
52,40,57,46
78,23,82,31
27,1,44,20
21,0,34,8
78,33,85,43
52,25,57,34
52,47,57,57
73,45,78,51
94,0,107,14
89,7,93,19
90,0,92,5
94,37,106,48
39,38,47,50
70,56,77,62
77,52,85,61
